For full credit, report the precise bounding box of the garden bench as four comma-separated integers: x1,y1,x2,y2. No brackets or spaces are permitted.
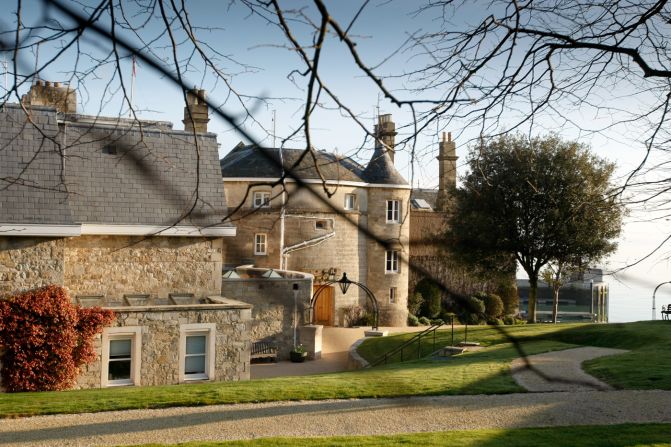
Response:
662,305,671,320
251,341,278,363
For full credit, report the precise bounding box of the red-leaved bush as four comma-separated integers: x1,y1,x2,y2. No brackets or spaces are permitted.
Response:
0,285,115,392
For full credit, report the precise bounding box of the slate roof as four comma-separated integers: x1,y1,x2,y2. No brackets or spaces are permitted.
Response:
0,104,230,229
361,146,407,185
410,188,438,209
221,143,408,186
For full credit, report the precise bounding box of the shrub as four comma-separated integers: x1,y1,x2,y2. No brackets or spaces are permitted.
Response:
0,285,115,392
487,318,504,326
482,293,505,319
415,279,441,318
342,304,375,327
407,292,424,316
466,295,485,314
496,282,519,315
418,316,431,326
440,311,457,323
430,318,444,325
407,314,420,327
503,315,515,325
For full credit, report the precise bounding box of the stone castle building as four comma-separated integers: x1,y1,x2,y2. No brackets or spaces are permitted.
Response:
220,114,410,327
1,82,251,388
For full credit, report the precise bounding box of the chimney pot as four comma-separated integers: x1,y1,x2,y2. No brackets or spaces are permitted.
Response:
45,81,52,87
448,132,452,142
54,82,61,88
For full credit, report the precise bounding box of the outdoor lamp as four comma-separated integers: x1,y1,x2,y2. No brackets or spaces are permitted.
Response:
338,272,352,295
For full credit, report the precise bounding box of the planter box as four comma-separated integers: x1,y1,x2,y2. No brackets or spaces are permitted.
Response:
290,351,308,363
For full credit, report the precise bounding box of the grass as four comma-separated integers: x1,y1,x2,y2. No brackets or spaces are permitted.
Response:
359,321,671,390
130,424,671,446
0,321,668,418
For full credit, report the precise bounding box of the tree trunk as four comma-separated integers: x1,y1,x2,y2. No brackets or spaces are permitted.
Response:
552,285,560,324
528,276,538,323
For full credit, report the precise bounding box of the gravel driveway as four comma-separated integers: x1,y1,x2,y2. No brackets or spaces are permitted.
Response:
3,390,671,446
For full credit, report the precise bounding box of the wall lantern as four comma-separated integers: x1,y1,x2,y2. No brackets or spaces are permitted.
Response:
338,272,352,295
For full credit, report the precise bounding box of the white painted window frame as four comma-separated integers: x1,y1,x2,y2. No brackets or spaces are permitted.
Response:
386,200,400,223
254,233,267,255
101,326,142,388
253,191,271,208
385,250,399,274
179,323,216,382
344,193,357,210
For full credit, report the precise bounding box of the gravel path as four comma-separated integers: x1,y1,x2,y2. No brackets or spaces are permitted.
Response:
3,390,671,446
511,347,627,392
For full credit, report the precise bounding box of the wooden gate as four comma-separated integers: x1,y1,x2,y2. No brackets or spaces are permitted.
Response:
313,285,334,325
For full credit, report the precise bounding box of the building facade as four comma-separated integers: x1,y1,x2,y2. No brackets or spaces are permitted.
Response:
1,82,252,388
220,114,410,327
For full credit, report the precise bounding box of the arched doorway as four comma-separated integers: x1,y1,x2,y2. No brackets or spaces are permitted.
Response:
309,273,379,330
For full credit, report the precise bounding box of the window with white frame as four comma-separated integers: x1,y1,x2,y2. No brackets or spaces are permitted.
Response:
101,327,142,387
389,287,397,304
253,191,271,208
385,250,399,273
179,323,216,382
254,233,267,255
386,200,400,223
344,193,357,210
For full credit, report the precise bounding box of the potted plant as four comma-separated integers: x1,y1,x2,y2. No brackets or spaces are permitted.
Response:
290,344,308,363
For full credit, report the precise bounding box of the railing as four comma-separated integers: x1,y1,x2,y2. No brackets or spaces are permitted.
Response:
369,322,445,367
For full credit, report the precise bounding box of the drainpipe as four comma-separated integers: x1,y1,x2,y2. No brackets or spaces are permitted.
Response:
278,144,287,270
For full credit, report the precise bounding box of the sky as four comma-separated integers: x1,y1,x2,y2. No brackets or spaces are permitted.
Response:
5,0,671,321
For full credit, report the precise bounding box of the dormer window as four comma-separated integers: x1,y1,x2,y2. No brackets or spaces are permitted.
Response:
386,200,400,223
253,191,271,208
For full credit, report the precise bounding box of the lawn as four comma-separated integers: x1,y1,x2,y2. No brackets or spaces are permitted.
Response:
131,424,671,447
0,321,668,418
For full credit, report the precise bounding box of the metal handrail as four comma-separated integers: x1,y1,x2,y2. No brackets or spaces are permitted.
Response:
369,322,445,367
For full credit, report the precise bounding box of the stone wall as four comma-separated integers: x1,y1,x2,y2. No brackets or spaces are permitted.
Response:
221,270,313,359
77,298,252,388
0,237,64,298
409,210,516,305
365,187,411,326
64,235,223,301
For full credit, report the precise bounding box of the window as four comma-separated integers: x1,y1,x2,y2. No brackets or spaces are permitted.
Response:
179,323,216,382
344,194,357,210
101,327,142,387
315,220,332,231
385,250,399,273
386,200,400,223
254,233,267,255
389,287,397,304
253,191,271,208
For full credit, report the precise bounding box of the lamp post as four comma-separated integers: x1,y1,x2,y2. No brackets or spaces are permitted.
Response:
652,281,671,321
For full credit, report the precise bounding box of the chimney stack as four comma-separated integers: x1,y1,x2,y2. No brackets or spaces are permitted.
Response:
436,131,458,211
375,114,397,162
183,88,209,134
22,80,77,113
